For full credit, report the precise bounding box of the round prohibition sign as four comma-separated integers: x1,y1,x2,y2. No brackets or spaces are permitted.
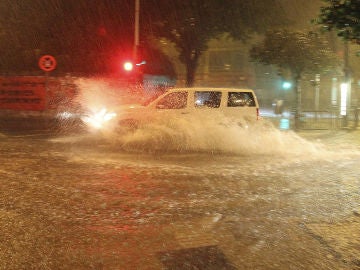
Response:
39,55,57,72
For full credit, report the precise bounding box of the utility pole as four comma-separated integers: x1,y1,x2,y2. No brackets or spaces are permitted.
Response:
133,0,140,62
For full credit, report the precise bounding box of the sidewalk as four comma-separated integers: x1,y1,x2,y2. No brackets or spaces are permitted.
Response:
261,107,360,133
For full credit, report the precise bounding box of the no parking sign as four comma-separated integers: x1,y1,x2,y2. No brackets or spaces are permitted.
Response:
38,55,57,72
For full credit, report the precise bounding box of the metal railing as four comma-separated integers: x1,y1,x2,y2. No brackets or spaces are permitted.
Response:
299,110,340,130
299,108,360,130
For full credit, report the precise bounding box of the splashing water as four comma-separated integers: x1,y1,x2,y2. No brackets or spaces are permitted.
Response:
69,78,327,157
74,77,145,111
110,114,320,156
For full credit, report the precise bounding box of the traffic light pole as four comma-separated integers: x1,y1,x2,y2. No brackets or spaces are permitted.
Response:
133,0,140,62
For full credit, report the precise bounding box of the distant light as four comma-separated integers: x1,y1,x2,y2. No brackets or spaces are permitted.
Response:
56,112,74,119
340,83,348,116
282,81,292,90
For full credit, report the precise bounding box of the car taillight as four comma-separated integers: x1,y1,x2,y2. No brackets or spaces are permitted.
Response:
256,108,259,120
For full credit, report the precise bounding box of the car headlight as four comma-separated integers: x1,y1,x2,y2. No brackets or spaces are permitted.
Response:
81,108,117,129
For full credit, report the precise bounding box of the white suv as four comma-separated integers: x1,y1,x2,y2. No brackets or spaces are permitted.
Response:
82,87,260,130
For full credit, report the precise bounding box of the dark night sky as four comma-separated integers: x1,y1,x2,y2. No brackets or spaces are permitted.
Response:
280,0,323,29
0,0,325,75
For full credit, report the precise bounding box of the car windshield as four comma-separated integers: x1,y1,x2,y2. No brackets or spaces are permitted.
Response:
142,94,160,106
1,1,359,269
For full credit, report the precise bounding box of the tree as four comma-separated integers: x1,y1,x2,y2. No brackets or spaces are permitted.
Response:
141,0,289,87
315,0,360,128
250,30,340,129
315,0,360,42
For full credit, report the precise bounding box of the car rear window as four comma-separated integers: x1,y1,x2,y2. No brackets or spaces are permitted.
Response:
227,92,255,107
194,91,222,108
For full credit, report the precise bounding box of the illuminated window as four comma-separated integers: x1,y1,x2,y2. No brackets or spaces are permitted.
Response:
340,83,348,116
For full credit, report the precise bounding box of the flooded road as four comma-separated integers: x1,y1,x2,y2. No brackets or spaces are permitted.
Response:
0,126,359,269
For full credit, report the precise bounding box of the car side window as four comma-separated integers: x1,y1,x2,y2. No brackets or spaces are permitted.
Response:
227,92,255,107
156,91,188,109
194,91,222,108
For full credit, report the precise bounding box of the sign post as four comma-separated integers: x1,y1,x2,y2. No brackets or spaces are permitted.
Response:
38,55,57,110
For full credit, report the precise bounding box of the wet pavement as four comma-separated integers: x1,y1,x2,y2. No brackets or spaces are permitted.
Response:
0,127,359,269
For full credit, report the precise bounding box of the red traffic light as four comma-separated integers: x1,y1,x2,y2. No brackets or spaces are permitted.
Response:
123,61,133,71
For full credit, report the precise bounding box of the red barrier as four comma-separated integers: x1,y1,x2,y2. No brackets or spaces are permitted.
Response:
0,76,47,111
0,76,78,112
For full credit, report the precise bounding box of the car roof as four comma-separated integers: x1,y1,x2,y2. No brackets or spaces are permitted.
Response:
167,87,255,93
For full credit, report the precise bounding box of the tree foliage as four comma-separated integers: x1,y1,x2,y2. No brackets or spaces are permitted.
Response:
250,29,340,129
141,0,289,86
250,30,340,79
316,0,360,42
